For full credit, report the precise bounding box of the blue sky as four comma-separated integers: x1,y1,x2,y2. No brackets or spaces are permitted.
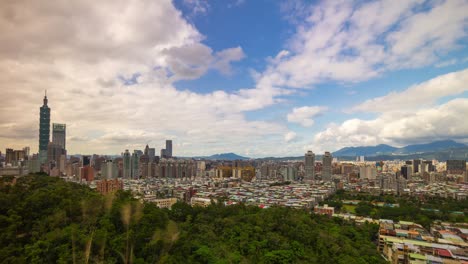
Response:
0,0,467,157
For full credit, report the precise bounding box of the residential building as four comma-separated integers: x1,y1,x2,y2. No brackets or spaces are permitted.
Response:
304,150,315,181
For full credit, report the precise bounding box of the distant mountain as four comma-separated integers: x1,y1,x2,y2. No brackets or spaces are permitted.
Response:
333,140,467,158
397,140,466,154
199,153,250,160
333,144,398,157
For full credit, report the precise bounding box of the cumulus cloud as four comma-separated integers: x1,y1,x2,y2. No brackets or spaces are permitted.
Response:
284,131,297,143
314,98,468,152
352,69,468,113
287,106,327,127
0,0,285,157
260,0,468,88
313,69,468,152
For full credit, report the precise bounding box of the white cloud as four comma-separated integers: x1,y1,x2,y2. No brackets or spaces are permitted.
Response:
260,0,468,89
284,131,297,143
287,106,327,127
352,69,468,113
314,98,468,152
182,0,210,16
435,59,458,68
313,69,468,152
0,0,286,157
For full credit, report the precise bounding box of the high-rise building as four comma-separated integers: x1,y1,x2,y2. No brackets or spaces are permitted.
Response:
322,151,332,182
39,92,50,164
123,150,131,178
131,150,140,179
304,151,315,180
144,145,156,161
413,159,421,173
360,165,377,180
148,148,156,161
52,123,66,150
446,160,467,174
101,160,118,179
161,149,167,158
401,165,412,180
47,142,66,167
82,155,91,167
166,140,172,158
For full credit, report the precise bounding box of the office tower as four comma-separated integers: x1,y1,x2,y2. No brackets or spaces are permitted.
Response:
5,148,14,165
423,160,435,172
82,155,91,167
446,160,467,174
148,148,155,161
304,151,315,180
48,142,66,167
5,148,27,166
413,159,421,173
59,154,66,173
161,149,166,158
52,123,66,150
39,92,51,164
131,151,140,179
322,151,332,182
101,160,118,179
123,150,131,178
166,140,172,158
401,165,412,180
144,145,155,161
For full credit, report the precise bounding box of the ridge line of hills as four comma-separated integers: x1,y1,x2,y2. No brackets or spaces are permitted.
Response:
196,140,468,161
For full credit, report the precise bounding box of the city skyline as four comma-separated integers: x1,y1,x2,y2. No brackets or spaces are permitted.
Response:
1,0,468,157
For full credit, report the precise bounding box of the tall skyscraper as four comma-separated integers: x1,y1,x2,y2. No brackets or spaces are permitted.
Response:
123,150,131,178
131,150,140,179
39,92,50,164
413,159,421,173
322,151,332,182
52,123,66,150
166,140,172,158
304,151,315,180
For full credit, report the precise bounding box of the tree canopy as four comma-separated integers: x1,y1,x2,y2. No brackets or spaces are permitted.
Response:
0,175,386,263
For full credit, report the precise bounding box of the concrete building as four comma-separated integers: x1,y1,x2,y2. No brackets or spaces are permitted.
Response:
123,150,131,178
166,140,172,158
101,159,118,179
96,179,123,194
360,165,377,180
153,198,177,209
447,160,467,175
400,165,412,180
322,151,332,182
52,123,66,151
304,151,315,181
81,166,94,182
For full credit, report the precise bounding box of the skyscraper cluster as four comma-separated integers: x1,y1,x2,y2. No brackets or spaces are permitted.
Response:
37,92,67,174
304,150,334,181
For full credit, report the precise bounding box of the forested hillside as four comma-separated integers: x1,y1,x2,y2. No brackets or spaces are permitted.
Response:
0,175,385,263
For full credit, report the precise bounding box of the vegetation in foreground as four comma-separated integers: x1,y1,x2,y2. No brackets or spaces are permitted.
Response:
0,175,385,264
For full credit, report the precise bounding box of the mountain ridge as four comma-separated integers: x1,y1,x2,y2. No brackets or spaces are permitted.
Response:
333,140,466,157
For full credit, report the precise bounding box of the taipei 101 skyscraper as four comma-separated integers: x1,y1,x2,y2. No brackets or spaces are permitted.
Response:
39,91,50,164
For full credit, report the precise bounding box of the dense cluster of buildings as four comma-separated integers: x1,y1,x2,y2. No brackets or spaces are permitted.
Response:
378,220,468,263
1,93,467,201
